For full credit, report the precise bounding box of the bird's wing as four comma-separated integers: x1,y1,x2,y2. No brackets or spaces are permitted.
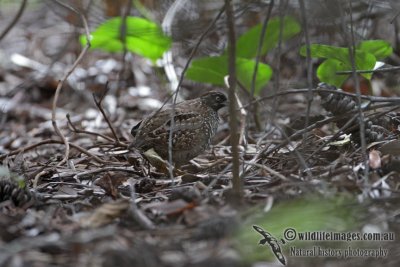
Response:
164,112,205,131
132,109,205,150
141,110,204,134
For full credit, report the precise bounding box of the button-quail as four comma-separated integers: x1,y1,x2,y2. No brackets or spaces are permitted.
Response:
130,91,227,167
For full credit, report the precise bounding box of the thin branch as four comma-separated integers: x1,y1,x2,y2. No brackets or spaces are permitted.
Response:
128,179,156,230
92,84,122,144
250,0,274,97
156,4,225,112
116,0,133,98
66,114,117,143
246,162,289,182
343,0,369,179
271,0,285,116
243,88,400,109
390,10,400,24
336,65,400,75
52,0,91,167
273,123,311,177
0,0,27,42
74,167,142,179
0,139,107,164
298,0,313,140
251,0,274,132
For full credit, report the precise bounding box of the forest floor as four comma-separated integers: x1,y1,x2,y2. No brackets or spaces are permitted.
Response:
1,1,400,267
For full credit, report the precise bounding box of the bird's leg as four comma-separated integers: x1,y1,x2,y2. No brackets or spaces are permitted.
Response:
142,148,186,177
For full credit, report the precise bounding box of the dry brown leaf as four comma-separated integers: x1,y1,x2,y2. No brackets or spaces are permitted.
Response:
94,172,128,199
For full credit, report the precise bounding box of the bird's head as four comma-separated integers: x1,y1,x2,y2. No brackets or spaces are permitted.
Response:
201,91,228,111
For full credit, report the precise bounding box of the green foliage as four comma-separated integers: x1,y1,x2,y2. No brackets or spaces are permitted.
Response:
187,16,300,95
186,56,272,95
300,40,392,87
236,16,301,59
356,40,393,60
80,16,171,61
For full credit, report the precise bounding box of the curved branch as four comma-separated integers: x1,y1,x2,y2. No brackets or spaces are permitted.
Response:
0,0,27,42
51,0,91,166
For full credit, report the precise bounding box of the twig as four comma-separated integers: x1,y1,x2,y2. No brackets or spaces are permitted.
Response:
68,143,109,164
128,179,156,230
0,139,107,164
250,0,275,132
74,167,142,179
271,0,285,117
298,0,313,139
243,88,400,109
250,0,274,97
66,114,117,143
390,10,400,24
33,170,47,188
336,65,400,75
342,1,369,179
155,4,225,112
0,0,27,42
116,0,133,98
273,124,311,177
52,0,91,167
225,0,242,201
92,84,122,144
161,0,186,94
236,92,247,146
246,162,289,182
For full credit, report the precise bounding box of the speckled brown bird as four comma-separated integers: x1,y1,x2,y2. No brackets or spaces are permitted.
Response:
130,92,227,167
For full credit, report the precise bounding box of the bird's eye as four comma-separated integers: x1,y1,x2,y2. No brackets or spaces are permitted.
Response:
216,96,222,102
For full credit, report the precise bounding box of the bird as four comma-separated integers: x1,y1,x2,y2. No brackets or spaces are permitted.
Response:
130,91,227,167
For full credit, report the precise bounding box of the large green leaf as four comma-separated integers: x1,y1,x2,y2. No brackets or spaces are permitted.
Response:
186,56,227,86
80,16,171,61
236,16,301,59
357,40,393,60
300,44,376,86
186,56,272,95
236,58,272,94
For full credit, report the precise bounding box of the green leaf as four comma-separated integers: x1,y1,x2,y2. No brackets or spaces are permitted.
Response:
80,16,171,61
186,56,227,86
353,51,376,80
186,56,272,95
300,44,376,86
300,44,350,62
236,58,272,95
236,16,301,59
317,59,348,88
357,40,393,60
